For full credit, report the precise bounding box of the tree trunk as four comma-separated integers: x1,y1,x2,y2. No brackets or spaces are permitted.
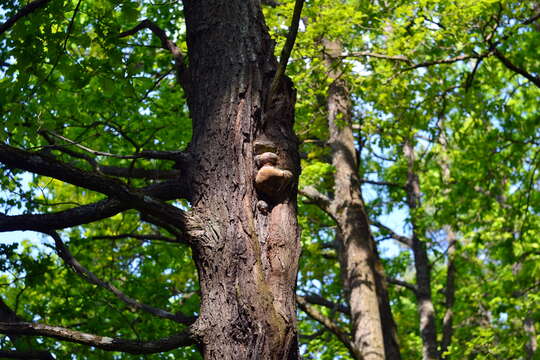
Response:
403,141,440,360
183,1,300,358
324,39,400,360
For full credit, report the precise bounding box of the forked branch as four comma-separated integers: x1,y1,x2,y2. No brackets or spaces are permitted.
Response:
119,19,189,89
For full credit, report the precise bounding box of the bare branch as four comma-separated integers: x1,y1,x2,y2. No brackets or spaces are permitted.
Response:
371,220,412,247
402,53,487,72
48,231,196,325
360,178,405,189
343,51,411,63
493,48,540,88
0,322,195,354
296,296,362,360
42,130,183,161
300,293,349,315
41,134,181,179
386,277,418,294
0,0,52,36
118,19,188,88
299,186,334,215
267,0,305,106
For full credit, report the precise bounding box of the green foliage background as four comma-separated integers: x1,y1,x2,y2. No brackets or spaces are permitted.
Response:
1,0,539,358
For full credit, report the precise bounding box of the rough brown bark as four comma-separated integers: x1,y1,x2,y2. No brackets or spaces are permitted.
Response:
182,1,300,358
323,39,401,360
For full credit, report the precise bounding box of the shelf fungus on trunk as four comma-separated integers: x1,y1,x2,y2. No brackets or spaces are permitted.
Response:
254,150,293,205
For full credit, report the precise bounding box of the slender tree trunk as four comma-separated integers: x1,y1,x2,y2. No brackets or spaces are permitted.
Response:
440,230,456,358
403,141,440,360
524,316,538,359
324,39,400,360
183,1,300,358
438,124,456,358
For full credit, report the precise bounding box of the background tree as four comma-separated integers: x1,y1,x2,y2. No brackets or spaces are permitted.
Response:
270,0,540,359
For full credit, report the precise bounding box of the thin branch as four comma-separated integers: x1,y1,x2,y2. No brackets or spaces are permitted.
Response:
0,143,194,234
386,277,418,294
48,231,195,324
493,48,540,88
370,220,412,247
0,322,195,354
299,186,334,215
296,296,362,360
42,130,170,160
118,19,188,89
360,178,405,189
342,51,411,63
267,0,305,106
401,53,486,72
62,0,82,50
0,0,52,36
300,293,349,315
522,7,540,25
41,134,181,179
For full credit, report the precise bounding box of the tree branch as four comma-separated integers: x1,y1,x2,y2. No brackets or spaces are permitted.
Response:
118,19,188,89
493,48,540,88
267,0,305,106
48,231,196,324
0,299,54,359
360,178,405,189
300,293,349,315
299,186,334,215
0,180,186,233
401,53,486,72
343,51,411,63
42,130,185,161
0,143,195,236
0,0,51,36
371,220,412,247
386,277,418,294
0,322,195,354
296,296,362,360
